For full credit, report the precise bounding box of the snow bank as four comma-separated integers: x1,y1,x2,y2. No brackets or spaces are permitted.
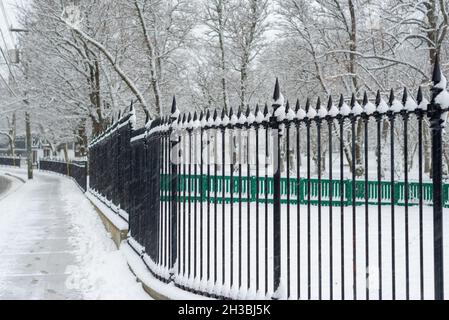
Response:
60,179,149,300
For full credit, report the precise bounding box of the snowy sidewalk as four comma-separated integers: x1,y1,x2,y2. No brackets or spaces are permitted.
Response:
0,169,149,300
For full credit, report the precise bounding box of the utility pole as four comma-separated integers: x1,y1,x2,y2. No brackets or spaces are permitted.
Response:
25,111,32,179
10,26,33,179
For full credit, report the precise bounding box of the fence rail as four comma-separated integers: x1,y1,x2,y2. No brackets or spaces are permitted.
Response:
0,156,21,167
88,59,449,300
38,159,88,191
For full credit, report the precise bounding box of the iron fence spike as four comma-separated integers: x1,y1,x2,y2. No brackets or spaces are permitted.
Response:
389,89,395,105
273,78,280,101
417,86,423,104
327,95,333,111
402,87,408,105
363,92,368,106
432,54,441,84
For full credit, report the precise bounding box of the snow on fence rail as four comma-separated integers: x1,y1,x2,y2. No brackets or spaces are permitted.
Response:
87,59,449,300
38,158,88,191
0,155,21,167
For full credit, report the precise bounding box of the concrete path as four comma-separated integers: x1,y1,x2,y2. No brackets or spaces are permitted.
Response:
0,171,82,299
0,169,148,300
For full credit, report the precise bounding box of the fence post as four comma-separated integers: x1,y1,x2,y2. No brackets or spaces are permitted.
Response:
429,55,445,300
170,96,180,276
271,78,283,297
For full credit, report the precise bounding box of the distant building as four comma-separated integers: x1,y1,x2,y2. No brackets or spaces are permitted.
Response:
0,134,50,164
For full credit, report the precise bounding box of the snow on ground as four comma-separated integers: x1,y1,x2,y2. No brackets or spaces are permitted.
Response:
0,168,149,300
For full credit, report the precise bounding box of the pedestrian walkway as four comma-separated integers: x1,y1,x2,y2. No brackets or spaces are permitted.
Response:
0,169,149,300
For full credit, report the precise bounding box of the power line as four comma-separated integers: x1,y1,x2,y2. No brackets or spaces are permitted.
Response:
0,0,15,44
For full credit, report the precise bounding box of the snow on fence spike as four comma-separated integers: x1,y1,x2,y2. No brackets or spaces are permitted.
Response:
286,100,296,120
221,108,229,126
351,93,364,116
339,94,351,116
255,104,264,123
296,100,306,119
376,93,389,114
230,107,239,125
317,97,328,118
389,89,403,113
364,92,376,115
327,95,339,117
306,98,317,118
246,106,256,124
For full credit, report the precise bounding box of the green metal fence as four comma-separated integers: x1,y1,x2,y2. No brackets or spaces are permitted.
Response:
161,174,449,207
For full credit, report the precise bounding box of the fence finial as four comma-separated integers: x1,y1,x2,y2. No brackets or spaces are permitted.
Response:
316,97,321,109
388,89,395,105
295,99,300,112
171,95,177,113
129,100,134,112
273,78,280,101
350,93,356,107
432,54,441,85
375,90,381,106
327,95,333,111
305,98,311,112
245,105,251,117
255,103,260,115
402,87,408,105
206,109,210,120
264,103,269,116
213,109,218,121
362,92,368,106
338,94,344,109
417,87,423,104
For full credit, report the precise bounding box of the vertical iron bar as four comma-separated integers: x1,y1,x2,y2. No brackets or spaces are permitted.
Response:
317,115,322,300
351,114,357,300
364,115,369,300
286,118,291,299
402,106,410,300
389,109,396,300
429,58,445,300
376,108,383,300
306,118,312,299
328,115,334,300
417,109,424,300
339,113,345,300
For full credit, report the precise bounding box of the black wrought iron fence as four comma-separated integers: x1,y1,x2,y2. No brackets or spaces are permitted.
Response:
0,155,21,167
39,158,88,191
88,59,449,300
